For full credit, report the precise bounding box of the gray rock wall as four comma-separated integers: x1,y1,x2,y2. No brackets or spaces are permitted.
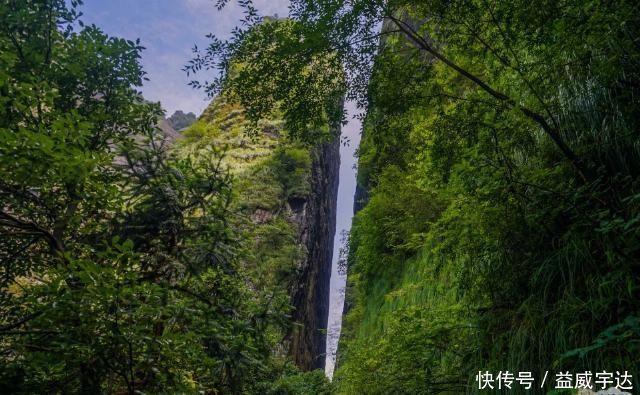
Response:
289,139,340,371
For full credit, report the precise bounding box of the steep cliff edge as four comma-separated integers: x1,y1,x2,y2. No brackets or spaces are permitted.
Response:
289,141,339,370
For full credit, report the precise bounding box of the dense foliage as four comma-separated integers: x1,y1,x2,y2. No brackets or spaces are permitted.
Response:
342,1,640,393
202,0,640,393
0,1,331,393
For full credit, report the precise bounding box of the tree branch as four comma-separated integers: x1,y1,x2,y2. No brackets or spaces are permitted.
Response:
0,211,65,256
385,14,590,182
0,312,43,333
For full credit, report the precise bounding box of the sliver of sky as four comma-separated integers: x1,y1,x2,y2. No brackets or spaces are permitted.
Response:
77,0,290,116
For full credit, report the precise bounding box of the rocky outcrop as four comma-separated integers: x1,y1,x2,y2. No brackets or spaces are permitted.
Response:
289,139,340,371
167,110,196,131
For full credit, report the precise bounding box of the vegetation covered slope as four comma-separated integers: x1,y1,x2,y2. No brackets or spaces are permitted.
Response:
179,93,339,373
334,2,640,394
0,1,333,393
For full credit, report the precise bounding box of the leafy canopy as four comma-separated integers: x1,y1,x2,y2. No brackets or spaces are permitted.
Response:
0,1,325,392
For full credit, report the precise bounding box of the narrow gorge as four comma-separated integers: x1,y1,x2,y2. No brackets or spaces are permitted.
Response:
3,1,639,393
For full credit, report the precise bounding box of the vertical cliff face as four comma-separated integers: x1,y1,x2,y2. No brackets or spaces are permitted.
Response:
289,139,340,371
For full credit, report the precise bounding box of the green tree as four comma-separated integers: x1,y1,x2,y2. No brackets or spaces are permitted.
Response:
0,1,283,393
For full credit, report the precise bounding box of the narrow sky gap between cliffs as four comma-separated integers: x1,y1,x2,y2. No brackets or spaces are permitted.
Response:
325,101,363,379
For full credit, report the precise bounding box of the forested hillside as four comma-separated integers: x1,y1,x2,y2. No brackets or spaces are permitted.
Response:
179,93,340,373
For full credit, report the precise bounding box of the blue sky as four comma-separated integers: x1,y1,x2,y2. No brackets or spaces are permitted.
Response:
79,0,290,116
